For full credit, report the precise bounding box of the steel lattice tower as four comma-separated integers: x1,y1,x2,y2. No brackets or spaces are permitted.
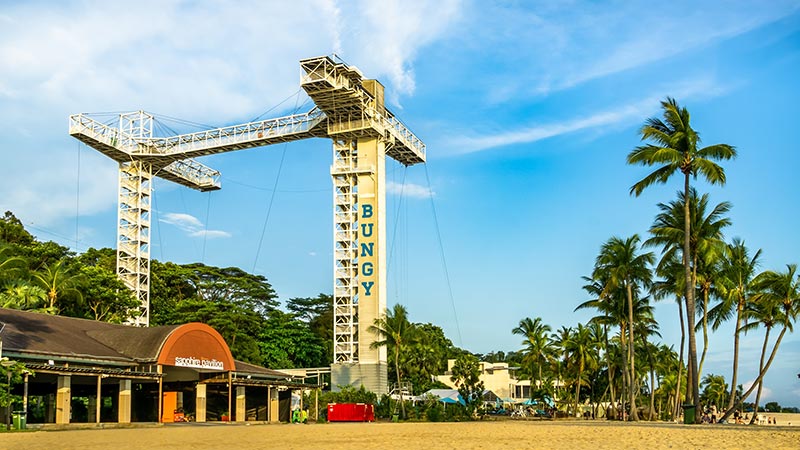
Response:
69,56,425,393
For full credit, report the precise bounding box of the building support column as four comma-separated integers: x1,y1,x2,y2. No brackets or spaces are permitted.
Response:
118,379,131,424
269,387,278,423
196,383,207,423
235,386,245,422
227,372,232,422
157,365,163,423
266,386,271,422
95,375,101,423
55,375,71,425
22,372,29,420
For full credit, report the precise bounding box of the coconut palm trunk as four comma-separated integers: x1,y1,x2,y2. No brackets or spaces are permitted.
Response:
721,326,788,422
698,285,710,379
626,283,639,420
604,324,617,411
674,299,685,420
683,172,700,418
727,295,744,411
747,326,770,425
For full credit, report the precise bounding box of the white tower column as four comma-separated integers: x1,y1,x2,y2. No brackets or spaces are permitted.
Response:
330,136,388,395
116,111,153,326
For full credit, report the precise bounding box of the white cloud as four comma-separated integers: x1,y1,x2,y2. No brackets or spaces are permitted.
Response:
386,181,434,199
0,147,116,227
0,0,459,232
189,230,232,239
742,379,773,402
442,77,731,155
161,213,204,231
161,212,230,239
469,1,800,102
339,0,463,105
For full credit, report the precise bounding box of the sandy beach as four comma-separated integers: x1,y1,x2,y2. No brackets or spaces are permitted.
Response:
2,419,799,450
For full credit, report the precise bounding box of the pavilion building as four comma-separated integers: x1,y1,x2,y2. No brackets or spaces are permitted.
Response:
0,308,314,427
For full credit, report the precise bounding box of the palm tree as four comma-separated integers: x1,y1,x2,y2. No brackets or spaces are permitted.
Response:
577,274,619,410
0,245,27,284
647,189,730,382
720,264,800,421
739,298,781,424
708,238,761,411
628,97,737,413
31,259,83,313
653,344,681,420
651,255,687,419
368,303,416,419
550,326,573,403
0,282,48,310
634,318,661,420
700,373,728,410
594,235,654,420
566,323,598,417
512,317,552,391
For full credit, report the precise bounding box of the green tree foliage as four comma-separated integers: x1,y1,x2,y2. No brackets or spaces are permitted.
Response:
182,263,278,315
403,323,460,394
369,304,416,418
700,373,728,408
259,311,326,369
512,316,552,388
149,261,198,326
31,260,83,314
594,234,654,421
286,293,333,364
0,360,29,412
449,354,485,418
76,265,138,323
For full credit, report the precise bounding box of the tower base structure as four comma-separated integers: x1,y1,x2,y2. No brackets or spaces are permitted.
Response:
331,362,388,395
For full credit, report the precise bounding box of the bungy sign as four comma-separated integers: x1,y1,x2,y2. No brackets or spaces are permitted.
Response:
174,356,225,370
360,202,376,297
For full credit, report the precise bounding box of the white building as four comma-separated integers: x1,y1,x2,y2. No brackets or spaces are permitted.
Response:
435,359,532,401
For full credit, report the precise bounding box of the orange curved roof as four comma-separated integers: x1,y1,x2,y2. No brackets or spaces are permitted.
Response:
156,322,235,371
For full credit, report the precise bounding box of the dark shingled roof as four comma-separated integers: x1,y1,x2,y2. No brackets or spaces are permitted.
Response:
0,308,292,378
0,308,134,363
0,308,181,365
234,359,294,378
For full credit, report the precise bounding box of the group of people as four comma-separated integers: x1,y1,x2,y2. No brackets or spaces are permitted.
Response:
701,405,780,425
700,404,719,424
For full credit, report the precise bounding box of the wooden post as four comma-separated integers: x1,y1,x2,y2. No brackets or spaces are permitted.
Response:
96,375,101,423
157,365,163,423
55,375,71,424
227,371,232,422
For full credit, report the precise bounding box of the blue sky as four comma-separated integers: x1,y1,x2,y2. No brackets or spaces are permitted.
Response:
1,0,799,405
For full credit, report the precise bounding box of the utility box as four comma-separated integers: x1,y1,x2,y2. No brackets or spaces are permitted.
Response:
13,411,26,430
327,403,375,422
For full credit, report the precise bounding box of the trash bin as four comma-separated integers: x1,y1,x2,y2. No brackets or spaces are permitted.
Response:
682,404,695,424
12,411,26,430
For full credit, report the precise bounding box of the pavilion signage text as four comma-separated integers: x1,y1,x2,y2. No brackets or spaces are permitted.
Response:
174,356,224,370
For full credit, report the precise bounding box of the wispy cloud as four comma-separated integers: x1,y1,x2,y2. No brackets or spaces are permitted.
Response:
0,0,460,231
387,181,434,199
442,77,732,155
338,0,462,106
160,212,231,239
469,1,800,102
742,380,773,401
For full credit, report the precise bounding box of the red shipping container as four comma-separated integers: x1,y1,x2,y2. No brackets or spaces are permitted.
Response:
327,403,375,422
